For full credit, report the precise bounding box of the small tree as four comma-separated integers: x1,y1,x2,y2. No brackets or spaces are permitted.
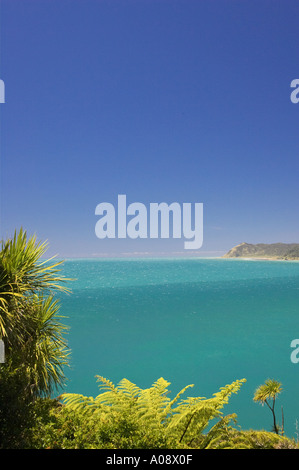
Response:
253,379,283,435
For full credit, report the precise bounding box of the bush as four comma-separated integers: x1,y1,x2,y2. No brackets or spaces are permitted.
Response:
28,375,246,449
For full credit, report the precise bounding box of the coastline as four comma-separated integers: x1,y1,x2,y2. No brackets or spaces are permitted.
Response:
222,256,299,261
58,254,299,261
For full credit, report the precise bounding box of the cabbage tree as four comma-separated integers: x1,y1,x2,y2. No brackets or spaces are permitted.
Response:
0,228,70,396
253,379,283,435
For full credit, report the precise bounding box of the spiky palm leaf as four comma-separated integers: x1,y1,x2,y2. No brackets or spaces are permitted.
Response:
0,228,71,396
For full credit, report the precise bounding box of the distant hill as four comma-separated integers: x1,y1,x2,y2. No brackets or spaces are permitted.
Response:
223,242,299,260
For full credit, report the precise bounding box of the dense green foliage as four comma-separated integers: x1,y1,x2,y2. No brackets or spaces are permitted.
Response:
59,376,246,449
25,376,297,449
209,429,297,449
29,375,246,449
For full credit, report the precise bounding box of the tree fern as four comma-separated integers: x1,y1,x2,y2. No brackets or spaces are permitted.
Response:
62,393,97,414
60,375,246,448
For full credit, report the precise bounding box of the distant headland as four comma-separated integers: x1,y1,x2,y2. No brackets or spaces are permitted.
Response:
223,242,299,260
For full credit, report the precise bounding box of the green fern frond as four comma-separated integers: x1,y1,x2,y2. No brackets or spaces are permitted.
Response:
152,377,171,393
96,375,118,393
62,393,97,414
200,413,237,449
161,383,195,421
117,378,142,399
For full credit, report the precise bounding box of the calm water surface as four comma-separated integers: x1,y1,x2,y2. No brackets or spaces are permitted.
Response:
58,258,299,438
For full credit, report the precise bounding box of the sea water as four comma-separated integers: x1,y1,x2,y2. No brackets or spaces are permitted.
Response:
58,258,299,438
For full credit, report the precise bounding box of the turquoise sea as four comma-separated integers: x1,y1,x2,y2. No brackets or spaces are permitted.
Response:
59,258,299,438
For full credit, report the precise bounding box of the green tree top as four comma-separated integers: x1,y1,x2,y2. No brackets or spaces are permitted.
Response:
0,228,71,396
253,379,283,435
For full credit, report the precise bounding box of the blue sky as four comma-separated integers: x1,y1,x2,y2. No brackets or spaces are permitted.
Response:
0,0,299,257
